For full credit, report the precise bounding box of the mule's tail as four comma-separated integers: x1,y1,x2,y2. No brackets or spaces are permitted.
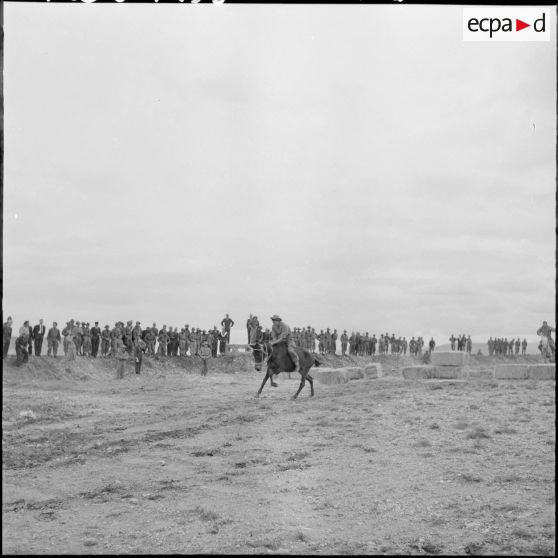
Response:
313,357,322,368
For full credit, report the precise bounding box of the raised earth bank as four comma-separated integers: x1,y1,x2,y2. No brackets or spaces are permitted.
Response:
2,353,555,555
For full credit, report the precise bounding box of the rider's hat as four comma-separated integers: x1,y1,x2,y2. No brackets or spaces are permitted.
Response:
270,315,282,321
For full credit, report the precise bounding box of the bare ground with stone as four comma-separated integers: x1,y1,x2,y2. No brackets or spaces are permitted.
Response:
2,353,555,555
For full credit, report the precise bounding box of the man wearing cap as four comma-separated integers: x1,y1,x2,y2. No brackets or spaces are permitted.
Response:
132,321,143,341
270,315,300,374
82,323,92,357
3,316,13,359
91,322,101,357
132,335,147,374
72,321,83,356
340,330,348,356
47,322,62,357
101,325,111,357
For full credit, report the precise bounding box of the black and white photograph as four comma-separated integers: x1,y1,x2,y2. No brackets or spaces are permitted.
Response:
2,0,556,554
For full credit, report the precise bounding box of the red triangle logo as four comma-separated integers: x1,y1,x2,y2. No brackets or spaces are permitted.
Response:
516,19,530,31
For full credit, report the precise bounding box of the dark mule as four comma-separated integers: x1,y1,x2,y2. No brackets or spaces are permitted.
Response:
249,342,321,399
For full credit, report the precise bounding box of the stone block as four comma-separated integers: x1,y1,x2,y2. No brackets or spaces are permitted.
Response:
344,367,365,380
364,364,383,379
430,351,470,367
494,365,529,380
526,364,555,380
402,366,438,379
312,368,349,385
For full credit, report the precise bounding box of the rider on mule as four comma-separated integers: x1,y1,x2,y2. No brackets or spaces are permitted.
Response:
270,314,300,374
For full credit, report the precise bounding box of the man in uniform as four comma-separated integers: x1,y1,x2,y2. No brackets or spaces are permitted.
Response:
318,330,325,355
429,337,436,352
101,325,111,357
249,316,260,344
91,322,101,357
73,321,83,356
246,314,253,344
47,322,61,357
158,326,169,358
371,334,377,355
221,314,234,343
26,321,33,356
144,327,156,356
270,315,300,373
132,321,143,341
340,330,348,356
132,336,147,374
521,338,527,355
3,316,13,359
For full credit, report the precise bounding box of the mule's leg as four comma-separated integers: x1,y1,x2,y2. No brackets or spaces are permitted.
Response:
270,372,279,388
306,373,314,396
292,370,307,399
256,371,271,397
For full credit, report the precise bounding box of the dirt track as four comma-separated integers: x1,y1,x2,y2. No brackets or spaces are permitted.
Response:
2,354,555,555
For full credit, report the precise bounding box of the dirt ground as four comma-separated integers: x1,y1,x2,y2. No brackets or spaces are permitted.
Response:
2,353,555,555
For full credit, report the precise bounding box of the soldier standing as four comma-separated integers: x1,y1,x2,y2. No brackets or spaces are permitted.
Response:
144,328,156,356
114,335,128,379
132,336,147,374
178,328,187,356
249,316,260,344
73,321,83,356
199,341,211,376
246,314,253,344
82,323,92,357
341,330,348,356
3,316,13,359
429,337,435,352
101,325,111,357
521,338,527,355
158,326,169,358
47,322,61,357
325,328,332,354
371,334,377,355
91,322,101,357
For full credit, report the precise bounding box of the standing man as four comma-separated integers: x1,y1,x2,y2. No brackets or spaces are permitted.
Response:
26,321,33,356
221,314,234,343
429,337,436,353
249,316,260,344
340,330,348,356
269,314,300,373
246,314,253,344
521,338,528,355
101,325,111,357
47,322,62,357
199,341,211,376
132,336,147,374
91,322,101,357
3,316,13,359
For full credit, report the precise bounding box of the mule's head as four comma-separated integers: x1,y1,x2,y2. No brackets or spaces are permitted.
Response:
249,343,266,371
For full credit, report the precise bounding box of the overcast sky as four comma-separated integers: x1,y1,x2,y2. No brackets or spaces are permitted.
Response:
3,3,556,345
